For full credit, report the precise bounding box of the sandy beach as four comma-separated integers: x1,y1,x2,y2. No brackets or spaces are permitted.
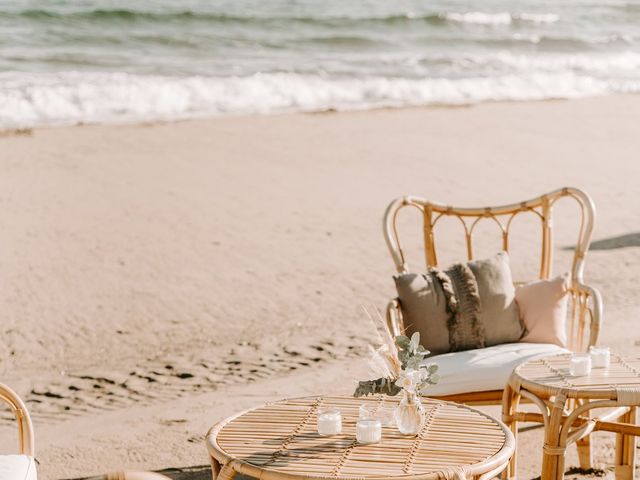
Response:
0,95,639,479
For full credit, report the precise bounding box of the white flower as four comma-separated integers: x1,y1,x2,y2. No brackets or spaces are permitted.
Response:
395,369,420,393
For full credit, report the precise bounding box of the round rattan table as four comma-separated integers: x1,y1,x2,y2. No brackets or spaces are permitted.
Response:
206,395,514,480
503,353,640,480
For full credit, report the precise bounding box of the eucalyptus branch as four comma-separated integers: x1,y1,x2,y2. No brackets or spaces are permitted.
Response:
354,330,439,398
354,378,402,397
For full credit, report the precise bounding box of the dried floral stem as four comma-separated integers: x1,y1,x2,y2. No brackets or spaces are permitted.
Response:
355,306,439,398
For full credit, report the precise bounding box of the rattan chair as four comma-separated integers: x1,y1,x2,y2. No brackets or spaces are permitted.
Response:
0,382,36,479
383,187,602,469
0,382,171,480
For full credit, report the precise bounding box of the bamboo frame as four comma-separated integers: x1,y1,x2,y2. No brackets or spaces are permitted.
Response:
0,382,173,480
206,395,515,480
382,188,602,477
383,187,601,357
0,382,35,457
502,353,640,480
383,187,601,404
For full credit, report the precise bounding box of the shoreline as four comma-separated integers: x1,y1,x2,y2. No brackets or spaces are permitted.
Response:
1,92,638,135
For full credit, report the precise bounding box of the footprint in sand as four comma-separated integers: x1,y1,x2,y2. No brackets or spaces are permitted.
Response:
14,333,369,423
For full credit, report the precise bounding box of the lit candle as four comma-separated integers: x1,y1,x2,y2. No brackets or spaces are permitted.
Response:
317,408,341,436
570,354,592,376
589,346,611,368
356,418,382,444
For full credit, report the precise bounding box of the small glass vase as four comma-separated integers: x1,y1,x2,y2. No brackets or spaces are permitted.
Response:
394,391,425,435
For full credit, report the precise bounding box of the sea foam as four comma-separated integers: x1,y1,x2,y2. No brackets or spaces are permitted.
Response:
1,1,638,128
444,12,559,25
2,69,640,128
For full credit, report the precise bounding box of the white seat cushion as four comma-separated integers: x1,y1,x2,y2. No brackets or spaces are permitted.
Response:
425,342,569,396
0,455,37,480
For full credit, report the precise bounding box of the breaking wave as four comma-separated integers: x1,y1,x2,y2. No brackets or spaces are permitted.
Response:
3,69,640,128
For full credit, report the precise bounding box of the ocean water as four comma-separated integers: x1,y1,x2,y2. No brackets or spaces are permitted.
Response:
1,0,640,127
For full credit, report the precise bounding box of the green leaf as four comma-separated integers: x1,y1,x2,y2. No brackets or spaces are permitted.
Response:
353,378,402,398
406,356,421,370
427,364,439,374
410,332,420,352
398,350,410,367
395,335,410,349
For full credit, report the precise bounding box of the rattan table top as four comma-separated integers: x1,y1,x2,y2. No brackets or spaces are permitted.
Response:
512,353,640,400
206,395,514,480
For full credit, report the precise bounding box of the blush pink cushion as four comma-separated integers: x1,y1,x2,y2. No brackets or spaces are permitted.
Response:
516,273,570,347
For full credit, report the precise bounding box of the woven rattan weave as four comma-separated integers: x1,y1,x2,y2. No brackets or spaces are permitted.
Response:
206,395,514,480
513,353,640,398
503,353,640,480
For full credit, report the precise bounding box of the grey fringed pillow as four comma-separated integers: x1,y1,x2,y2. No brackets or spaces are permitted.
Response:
394,252,524,356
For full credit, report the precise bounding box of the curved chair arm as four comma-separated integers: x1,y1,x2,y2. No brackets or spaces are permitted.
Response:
386,298,405,337
0,383,35,456
572,281,603,350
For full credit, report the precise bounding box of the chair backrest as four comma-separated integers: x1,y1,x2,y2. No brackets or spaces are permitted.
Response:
0,383,35,456
383,187,602,351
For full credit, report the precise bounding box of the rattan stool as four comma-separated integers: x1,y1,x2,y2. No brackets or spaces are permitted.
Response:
503,353,640,480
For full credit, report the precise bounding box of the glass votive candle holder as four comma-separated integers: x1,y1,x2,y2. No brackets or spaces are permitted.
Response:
359,404,395,427
589,346,611,368
376,406,396,427
317,408,342,436
356,418,382,444
359,404,376,420
570,353,592,376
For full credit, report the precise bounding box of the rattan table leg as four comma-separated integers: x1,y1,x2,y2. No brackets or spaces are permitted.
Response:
501,383,521,480
615,407,637,480
575,435,592,470
554,445,568,480
210,457,221,480
574,399,592,470
217,463,236,480
542,393,567,480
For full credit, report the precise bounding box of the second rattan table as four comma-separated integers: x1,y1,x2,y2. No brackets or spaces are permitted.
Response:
206,395,514,480
503,353,640,480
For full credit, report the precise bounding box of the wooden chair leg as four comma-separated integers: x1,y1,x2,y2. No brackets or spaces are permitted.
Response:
615,407,637,480
542,394,567,480
576,435,592,470
217,463,236,480
574,401,592,470
501,384,520,479
211,457,221,480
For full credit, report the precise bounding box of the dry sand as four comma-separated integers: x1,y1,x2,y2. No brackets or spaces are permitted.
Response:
0,95,639,479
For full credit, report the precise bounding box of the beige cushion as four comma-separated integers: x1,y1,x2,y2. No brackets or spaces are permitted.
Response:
517,273,570,347
425,342,569,396
395,252,524,355
394,271,451,355
0,455,37,480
